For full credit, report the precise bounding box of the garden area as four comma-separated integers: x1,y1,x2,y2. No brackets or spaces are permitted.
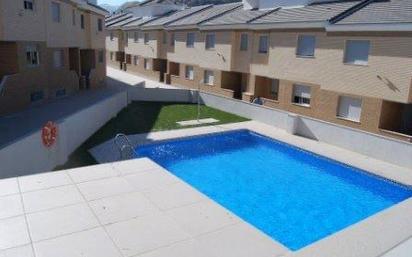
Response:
55,101,248,170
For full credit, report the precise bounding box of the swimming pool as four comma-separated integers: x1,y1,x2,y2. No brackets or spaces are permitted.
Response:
136,130,412,250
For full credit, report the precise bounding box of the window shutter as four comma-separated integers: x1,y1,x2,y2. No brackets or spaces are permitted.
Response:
338,96,362,121
293,85,311,98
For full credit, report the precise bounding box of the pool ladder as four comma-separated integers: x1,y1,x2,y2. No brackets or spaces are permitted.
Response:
114,133,138,160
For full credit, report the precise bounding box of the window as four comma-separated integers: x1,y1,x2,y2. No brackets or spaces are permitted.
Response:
240,33,248,51
55,88,66,98
110,32,114,41
144,33,149,44
72,10,76,26
110,52,114,60
163,31,167,44
26,45,39,67
344,40,370,65
205,34,215,50
133,56,138,65
337,96,362,122
51,2,60,23
185,66,194,80
144,59,150,70
98,18,103,32
80,14,85,29
24,0,34,10
296,35,316,57
170,33,175,46
292,84,311,106
258,35,268,54
270,79,279,100
204,70,214,85
30,90,44,102
134,32,138,42
186,32,195,48
53,49,64,68
98,50,104,63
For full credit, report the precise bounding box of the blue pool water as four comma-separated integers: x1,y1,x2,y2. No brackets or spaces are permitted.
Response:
136,130,412,250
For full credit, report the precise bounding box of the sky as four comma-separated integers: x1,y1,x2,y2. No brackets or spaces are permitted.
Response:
98,0,129,6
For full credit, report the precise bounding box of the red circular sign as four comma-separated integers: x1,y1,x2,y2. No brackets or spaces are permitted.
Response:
41,121,58,148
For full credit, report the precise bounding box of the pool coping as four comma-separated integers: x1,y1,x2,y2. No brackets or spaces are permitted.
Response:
90,120,412,257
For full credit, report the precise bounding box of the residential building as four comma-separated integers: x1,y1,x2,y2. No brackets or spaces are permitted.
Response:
0,0,108,116
105,0,412,142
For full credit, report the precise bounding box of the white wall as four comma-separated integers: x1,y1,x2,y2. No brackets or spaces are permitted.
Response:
2,85,411,176
0,90,127,177
198,91,412,169
122,86,412,169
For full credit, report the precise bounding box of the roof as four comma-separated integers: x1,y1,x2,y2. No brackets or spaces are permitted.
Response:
105,12,129,22
107,17,141,28
166,2,243,27
105,13,133,27
122,16,160,29
251,1,359,25
332,0,412,25
87,2,109,13
141,5,212,28
201,7,276,26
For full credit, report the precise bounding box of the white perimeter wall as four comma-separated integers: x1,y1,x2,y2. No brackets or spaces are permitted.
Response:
199,92,412,169
118,86,412,169
2,85,411,175
0,91,127,176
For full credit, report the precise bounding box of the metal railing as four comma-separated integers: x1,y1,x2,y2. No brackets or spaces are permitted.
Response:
114,133,138,160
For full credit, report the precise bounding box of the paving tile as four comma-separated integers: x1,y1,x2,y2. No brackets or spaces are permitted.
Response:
0,216,30,250
143,182,205,210
0,194,24,220
137,239,202,257
0,244,35,257
22,185,84,213
67,164,118,183
89,191,158,225
0,179,19,197
124,168,179,191
194,223,288,257
382,237,412,257
18,171,72,193
77,177,134,201
26,203,99,242
33,227,121,257
165,201,238,236
112,158,162,176
105,213,190,257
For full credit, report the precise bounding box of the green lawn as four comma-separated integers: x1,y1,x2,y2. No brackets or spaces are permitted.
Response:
55,101,248,170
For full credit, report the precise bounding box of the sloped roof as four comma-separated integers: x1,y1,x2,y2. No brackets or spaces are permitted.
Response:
141,5,212,28
105,12,129,22
201,7,276,26
122,16,160,29
105,13,134,27
332,0,412,25
107,17,141,28
167,2,242,27
251,1,358,24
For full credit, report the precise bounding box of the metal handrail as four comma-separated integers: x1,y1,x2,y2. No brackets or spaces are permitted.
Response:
114,133,138,160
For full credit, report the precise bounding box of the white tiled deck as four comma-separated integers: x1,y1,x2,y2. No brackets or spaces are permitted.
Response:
0,159,287,257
